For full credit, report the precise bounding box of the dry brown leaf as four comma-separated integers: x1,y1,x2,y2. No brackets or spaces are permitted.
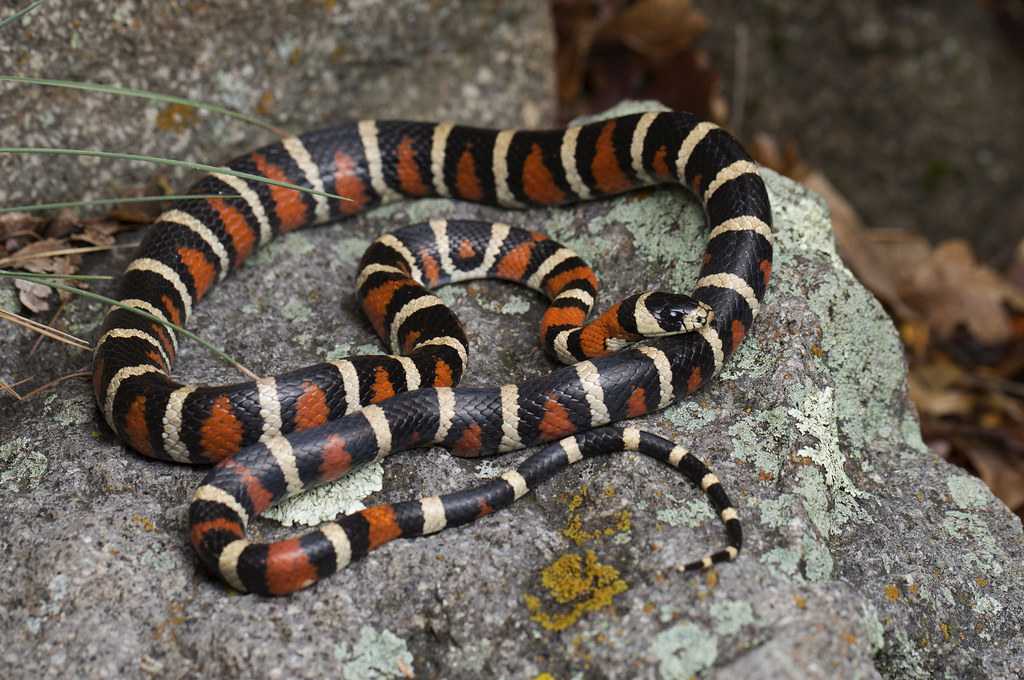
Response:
645,48,727,124
962,445,1024,511
45,209,83,239
1008,238,1024,291
555,0,627,105
908,374,974,418
906,240,1024,345
14,278,53,313
71,220,123,247
1,212,46,255
597,0,707,62
7,237,68,262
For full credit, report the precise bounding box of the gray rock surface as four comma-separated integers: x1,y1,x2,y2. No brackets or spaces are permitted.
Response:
1,5,1022,679
0,0,554,205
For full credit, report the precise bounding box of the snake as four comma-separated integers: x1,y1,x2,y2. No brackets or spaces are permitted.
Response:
91,112,772,595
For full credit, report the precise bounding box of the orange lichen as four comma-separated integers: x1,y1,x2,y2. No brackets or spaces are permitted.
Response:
523,550,628,631
561,485,632,546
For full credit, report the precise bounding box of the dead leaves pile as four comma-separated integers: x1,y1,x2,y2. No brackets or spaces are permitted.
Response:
555,0,726,123
1,207,145,313
1,196,156,399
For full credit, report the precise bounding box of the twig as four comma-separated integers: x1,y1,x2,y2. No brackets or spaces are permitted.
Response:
0,244,126,267
0,378,22,399
0,76,289,136
30,298,67,355
0,147,347,203
0,272,258,380
18,369,91,401
0,306,91,350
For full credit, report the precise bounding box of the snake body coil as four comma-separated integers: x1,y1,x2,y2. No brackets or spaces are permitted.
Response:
92,113,772,594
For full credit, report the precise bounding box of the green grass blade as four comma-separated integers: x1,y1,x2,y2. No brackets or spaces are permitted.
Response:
0,147,349,203
0,1,44,31
0,271,258,379
0,270,112,282
0,193,240,214
0,75,287,135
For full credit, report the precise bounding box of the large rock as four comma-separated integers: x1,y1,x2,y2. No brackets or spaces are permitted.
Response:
1,8,1021,677
0,0,554,205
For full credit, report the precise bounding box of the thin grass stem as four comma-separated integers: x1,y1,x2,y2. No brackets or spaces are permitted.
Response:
0,75,287,135
0,147,348,203
0,193,241,214
0,272,258,380
0,0,44,31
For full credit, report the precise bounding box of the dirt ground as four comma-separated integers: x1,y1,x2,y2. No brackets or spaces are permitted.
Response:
699,0,1024,267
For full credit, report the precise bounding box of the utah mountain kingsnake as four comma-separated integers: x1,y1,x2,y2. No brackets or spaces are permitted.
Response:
91,112,772,595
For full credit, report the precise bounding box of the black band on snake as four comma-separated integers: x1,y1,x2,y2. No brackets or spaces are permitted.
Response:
91,112,772,595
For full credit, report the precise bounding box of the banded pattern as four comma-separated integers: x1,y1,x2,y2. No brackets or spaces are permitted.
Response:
92,111,773,594
191,425,741,595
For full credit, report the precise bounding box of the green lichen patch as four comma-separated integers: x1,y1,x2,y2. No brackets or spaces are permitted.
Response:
941,511,1004,577
331,236,372,264
728,406,791,479
281,297,312,323
789,386,870,536
648,621,718,680
655,496,715,529
264,462,384,527
0,435,48,490
757,533,833,581
475,290,533,315
710,599,755,635
332,625,415,680
946,475,992,511
663,399,720,435
755,494,795,530
324,341,383,362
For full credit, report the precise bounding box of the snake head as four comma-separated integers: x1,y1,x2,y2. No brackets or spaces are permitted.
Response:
637,292,714,335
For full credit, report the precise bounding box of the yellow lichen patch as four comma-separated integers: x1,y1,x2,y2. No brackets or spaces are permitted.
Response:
561,485,632,546
534,674,557,680
975,576,989,588
524,550,628,631
155,103,198,133
793,594,807,609
132,514,156,532
884,584,901,601
940,622,951,641
704,568,718,589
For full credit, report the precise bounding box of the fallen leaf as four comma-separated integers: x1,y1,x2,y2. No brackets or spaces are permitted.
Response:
906,240,1024,345
961,444,1024,511
14,278,53,313
45,209,83,239
71,220,123,247
1008,238,1024,290
597,0,707,62
0,212,46,255
908,374,974,418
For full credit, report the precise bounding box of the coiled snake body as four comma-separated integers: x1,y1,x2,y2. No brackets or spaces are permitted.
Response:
92,112,772,595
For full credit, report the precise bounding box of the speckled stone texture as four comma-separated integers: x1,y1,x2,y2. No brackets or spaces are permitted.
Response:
0,0,553,206
0,7,1022,677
